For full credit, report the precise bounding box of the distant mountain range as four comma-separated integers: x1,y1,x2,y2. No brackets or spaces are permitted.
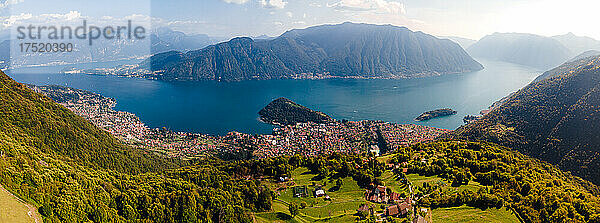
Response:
0,40,8,69
0,27,221,69
552,32,600,56
141,22,484,82
467,32,600,70
451,55,600,185
533,50,600,82
439,36,476,49
150,27,223,53
568,50,600,63
467,33,571,69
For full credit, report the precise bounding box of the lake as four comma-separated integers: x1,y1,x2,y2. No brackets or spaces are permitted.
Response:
6,59,541,135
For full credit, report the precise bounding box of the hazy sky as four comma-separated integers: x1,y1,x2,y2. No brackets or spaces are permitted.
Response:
2,0,600,40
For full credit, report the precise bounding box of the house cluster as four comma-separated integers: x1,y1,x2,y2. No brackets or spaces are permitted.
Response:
364,184,427,222
364,184,404,204
386,162,409,173
385,197,413,217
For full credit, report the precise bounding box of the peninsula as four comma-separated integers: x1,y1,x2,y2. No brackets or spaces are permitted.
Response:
258,97,334,126
415,108,457,121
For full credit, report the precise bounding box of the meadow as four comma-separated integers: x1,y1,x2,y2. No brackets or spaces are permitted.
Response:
0,185,37,223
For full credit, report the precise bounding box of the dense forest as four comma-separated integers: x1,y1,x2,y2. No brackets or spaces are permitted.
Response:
451,55,600,185
397,141,600,223
0,70,271,222
258,97,334,126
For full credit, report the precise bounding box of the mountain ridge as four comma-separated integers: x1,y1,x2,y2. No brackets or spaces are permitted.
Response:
142,22,483,81
467,32,571,69
450,56,600,185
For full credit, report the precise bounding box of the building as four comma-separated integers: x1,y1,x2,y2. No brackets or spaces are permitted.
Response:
389,192,402,203
294,185,308,197
385,197,413,217
315,188,326,197
357,204,369,212
365,184,388,203
369,145,380,156
413,215,426,223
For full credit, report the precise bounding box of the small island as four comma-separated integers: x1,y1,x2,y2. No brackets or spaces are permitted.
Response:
259,97,334,126
415,108,457,121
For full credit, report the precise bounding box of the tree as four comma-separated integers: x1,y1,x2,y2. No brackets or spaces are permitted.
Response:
336,178,343,189
289,202,300,218
300,201,307,209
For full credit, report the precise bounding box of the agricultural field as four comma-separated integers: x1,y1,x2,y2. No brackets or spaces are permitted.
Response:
257,167,366,222
256,164,521,223
432,205,520,223
0,185,38,223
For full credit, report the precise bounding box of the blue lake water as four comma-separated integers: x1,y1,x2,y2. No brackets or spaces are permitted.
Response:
6,59,542,135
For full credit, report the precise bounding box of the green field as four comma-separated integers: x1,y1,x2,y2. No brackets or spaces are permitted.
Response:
257,167,520,223
257,167,365,222
432,205,520,223
0,186,37,223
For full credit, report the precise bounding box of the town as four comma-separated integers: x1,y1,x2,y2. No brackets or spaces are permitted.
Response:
29,84,450,161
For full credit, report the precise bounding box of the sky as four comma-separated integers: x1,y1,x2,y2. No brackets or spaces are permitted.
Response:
2,0,600,40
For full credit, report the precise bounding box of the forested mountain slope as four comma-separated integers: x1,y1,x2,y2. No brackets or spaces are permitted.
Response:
0,70,270,222
451,56,600,185
143,22,483,81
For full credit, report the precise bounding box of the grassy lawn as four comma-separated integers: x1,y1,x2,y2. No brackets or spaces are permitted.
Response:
379,170,408,194
0,186,37,223
432,205,520,223
257,167,365,222
405,173,482,193
406,174,445,187
258,168,495,223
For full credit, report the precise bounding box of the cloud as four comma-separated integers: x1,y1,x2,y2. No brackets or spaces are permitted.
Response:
221,0,287,9
260,0,287,9
1,11,157,31
2,12,31,29
0,0,24,9
309,2,322,7
328,0,406,14
221,0,250,4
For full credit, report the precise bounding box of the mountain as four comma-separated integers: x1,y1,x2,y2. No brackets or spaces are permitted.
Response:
2,28,218,69
142,22,483,81
569,50,600,63
552,32,600,56
151,27,220,53
439,36,476,49
467,32,571,69
0,40,8,69
533,52,600,82
258,97,334,126
0,70,176,173
252,34,276,40
0,69,272,222
451,55,600,185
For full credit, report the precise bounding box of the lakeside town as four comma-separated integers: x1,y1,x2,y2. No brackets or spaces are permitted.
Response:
28,84,450,160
